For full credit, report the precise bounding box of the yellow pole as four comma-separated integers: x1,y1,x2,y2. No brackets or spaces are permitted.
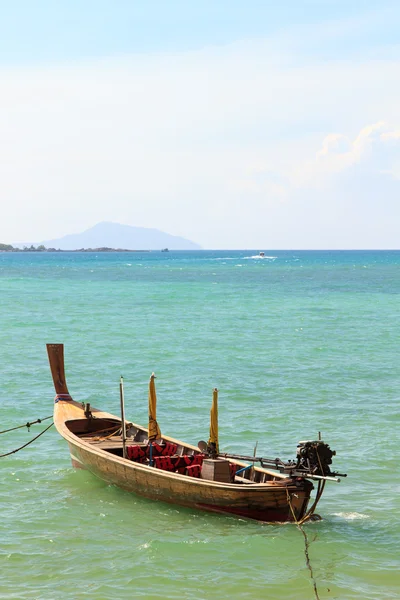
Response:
208,387,219,455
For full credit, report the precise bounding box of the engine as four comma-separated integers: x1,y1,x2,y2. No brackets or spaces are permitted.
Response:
296,440,336,477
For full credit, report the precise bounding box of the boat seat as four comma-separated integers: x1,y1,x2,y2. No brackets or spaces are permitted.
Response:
234,475,254,484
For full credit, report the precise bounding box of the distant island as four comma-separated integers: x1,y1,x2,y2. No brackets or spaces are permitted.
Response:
31,222,201,251
0,244,147,252
7,223,201,252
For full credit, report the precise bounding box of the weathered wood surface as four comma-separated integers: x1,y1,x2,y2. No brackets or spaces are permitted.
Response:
80,436,144,448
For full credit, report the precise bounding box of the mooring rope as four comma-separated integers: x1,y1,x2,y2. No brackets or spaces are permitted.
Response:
299,480,325,525
286,488,321,600
0,422,54,458
83,425,121,438
0,416,53,435
89,427,123,442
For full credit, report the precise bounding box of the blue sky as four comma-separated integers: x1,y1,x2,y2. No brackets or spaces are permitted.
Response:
2,1,395,62
1,0,399,71
0,1,399,247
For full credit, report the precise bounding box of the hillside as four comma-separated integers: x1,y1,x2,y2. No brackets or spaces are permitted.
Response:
40,222,201,250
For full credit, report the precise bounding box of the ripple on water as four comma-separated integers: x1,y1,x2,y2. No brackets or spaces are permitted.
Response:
1,250,400,599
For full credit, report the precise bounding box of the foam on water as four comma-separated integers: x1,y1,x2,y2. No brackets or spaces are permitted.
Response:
332,512,371,520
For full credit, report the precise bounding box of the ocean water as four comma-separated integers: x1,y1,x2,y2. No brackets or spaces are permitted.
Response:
0,249,399,600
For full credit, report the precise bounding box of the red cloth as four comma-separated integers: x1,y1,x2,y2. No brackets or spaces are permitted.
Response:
172,454,205,469
186,465,201,478
154,456,175,471
127,445,146,461
229,463,237,481
163,442,178,456
154,454,205,476
173,455,192,469
192,454,205,467
145,442,178,458
128,445,206,477
145,442,163,457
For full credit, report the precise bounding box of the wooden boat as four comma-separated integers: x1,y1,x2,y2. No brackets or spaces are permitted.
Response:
47,344,343,523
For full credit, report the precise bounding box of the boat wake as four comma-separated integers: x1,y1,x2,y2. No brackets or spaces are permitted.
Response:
332,512,370,520
210,256,277,261
245,255,277,260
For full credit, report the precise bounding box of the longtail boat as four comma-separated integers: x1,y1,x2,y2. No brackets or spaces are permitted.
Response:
47,344,345,523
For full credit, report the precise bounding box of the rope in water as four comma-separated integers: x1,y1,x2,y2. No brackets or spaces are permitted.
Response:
0,415,53,435
286,488,321,600
0,422,54,458
286,444,328,600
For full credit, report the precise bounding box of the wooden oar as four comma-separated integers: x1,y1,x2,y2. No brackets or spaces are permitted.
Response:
119,376,127,459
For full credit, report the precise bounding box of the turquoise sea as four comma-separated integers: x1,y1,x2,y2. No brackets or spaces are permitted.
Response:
0,250,399,600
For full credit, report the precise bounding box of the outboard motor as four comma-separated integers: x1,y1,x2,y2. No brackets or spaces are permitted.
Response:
296,441,335,477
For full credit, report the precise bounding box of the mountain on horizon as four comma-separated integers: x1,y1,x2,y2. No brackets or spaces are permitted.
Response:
39,222,202,250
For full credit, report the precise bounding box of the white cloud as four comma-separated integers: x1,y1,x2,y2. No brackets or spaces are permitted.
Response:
0,35,399,248
233,120,400,248
381,130,400,141
239,121,400,193
291,121,400,186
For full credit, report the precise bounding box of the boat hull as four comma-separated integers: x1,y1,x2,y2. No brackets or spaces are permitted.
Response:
66,439,311,522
